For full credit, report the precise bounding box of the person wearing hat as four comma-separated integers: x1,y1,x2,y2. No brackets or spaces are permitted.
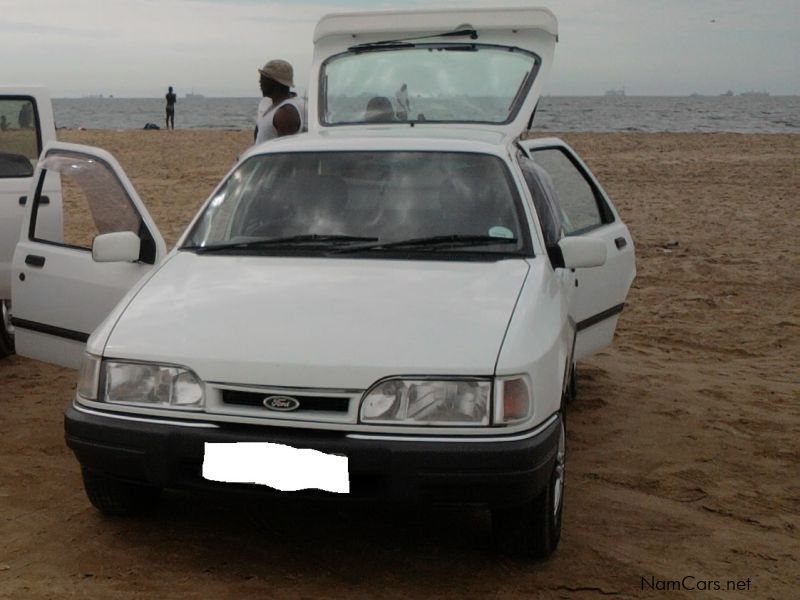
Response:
254,59,306,144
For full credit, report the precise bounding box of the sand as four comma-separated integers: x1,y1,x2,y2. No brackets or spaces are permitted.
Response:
0,130,797,598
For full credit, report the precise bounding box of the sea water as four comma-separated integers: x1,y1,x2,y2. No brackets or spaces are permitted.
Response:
52,95,799,134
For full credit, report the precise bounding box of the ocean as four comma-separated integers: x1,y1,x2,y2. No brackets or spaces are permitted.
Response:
52,95,799,134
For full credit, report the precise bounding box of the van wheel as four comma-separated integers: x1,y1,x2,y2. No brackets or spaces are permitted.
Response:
492,413,565,559
0,300,14,358
81,468,162,515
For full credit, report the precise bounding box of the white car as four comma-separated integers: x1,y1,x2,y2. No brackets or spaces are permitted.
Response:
10,7,635,558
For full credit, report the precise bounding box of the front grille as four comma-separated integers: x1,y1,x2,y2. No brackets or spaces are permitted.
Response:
221,389,350,413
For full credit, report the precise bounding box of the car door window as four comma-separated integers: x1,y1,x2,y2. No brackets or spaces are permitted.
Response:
530,148,612,235
517,151,562,248
0,98,40,178
30,151,154,259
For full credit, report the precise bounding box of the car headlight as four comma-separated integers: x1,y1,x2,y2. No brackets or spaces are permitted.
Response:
360,378,491,426
100,360,205,410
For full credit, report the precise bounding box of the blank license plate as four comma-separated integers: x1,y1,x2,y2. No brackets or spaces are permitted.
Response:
202,442,349,493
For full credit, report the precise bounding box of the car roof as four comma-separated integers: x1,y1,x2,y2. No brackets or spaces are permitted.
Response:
242,126,514,160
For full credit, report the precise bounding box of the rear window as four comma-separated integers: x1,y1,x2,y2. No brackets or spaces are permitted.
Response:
321,44,539,126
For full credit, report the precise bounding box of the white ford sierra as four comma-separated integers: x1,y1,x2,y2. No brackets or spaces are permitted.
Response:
7,7,634,558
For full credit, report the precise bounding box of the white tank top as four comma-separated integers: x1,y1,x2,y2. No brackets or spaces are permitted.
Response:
255,97,306,144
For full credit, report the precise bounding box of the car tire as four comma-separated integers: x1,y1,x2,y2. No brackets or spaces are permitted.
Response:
0,299,14,358
81,468,162,516
491,411,566,559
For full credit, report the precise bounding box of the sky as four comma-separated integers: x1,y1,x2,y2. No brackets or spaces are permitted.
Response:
1,0,798,98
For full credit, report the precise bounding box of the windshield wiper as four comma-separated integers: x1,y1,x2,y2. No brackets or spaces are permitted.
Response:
335,234,518,253
348,28,478,51
185,234,379,254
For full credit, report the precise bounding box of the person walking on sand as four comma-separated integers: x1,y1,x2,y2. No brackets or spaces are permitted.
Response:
165,86,177,129
254,59,306,144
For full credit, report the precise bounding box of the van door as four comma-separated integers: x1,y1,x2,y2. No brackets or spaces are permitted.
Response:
520,138,636,361
0,87,60,356
11,142,166,368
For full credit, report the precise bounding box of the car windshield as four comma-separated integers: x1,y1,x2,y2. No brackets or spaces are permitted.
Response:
321,44,539,125
183,151,530,257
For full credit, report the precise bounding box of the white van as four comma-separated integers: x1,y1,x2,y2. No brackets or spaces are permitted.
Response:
10,8,635,558
0,87,60,356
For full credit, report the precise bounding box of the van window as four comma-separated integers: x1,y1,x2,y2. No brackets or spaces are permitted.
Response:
0,98,40,178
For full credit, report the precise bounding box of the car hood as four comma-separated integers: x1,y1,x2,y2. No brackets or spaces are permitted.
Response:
104,252,530,389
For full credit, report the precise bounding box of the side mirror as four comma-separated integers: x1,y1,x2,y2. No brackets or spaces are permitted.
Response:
92,231,141,263
558,237,607,269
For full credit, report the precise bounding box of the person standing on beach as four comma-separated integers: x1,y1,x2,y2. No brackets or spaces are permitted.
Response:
254,59,306,144
395,83,411,121
165,86,177,129
18,103,33,129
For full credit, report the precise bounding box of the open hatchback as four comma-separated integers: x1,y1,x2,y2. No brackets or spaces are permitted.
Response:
309,6,558,135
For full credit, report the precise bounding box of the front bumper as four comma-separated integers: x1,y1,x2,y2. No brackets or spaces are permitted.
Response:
65,401,560,508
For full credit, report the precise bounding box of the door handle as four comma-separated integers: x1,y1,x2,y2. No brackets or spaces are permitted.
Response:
18,195,50,206
25,255,46,268
614,237,627,250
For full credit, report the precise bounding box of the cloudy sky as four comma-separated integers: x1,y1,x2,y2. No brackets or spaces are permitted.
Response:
2,0,798,97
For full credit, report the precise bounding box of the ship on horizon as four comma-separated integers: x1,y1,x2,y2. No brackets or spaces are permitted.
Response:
739,90,770,97
604,86,625,97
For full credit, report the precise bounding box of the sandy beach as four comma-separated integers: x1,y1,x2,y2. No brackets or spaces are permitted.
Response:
1,130,797,598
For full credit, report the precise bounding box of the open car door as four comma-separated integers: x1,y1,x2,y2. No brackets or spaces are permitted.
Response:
520,138,636,361
11,142,166,369
0,87,61,357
